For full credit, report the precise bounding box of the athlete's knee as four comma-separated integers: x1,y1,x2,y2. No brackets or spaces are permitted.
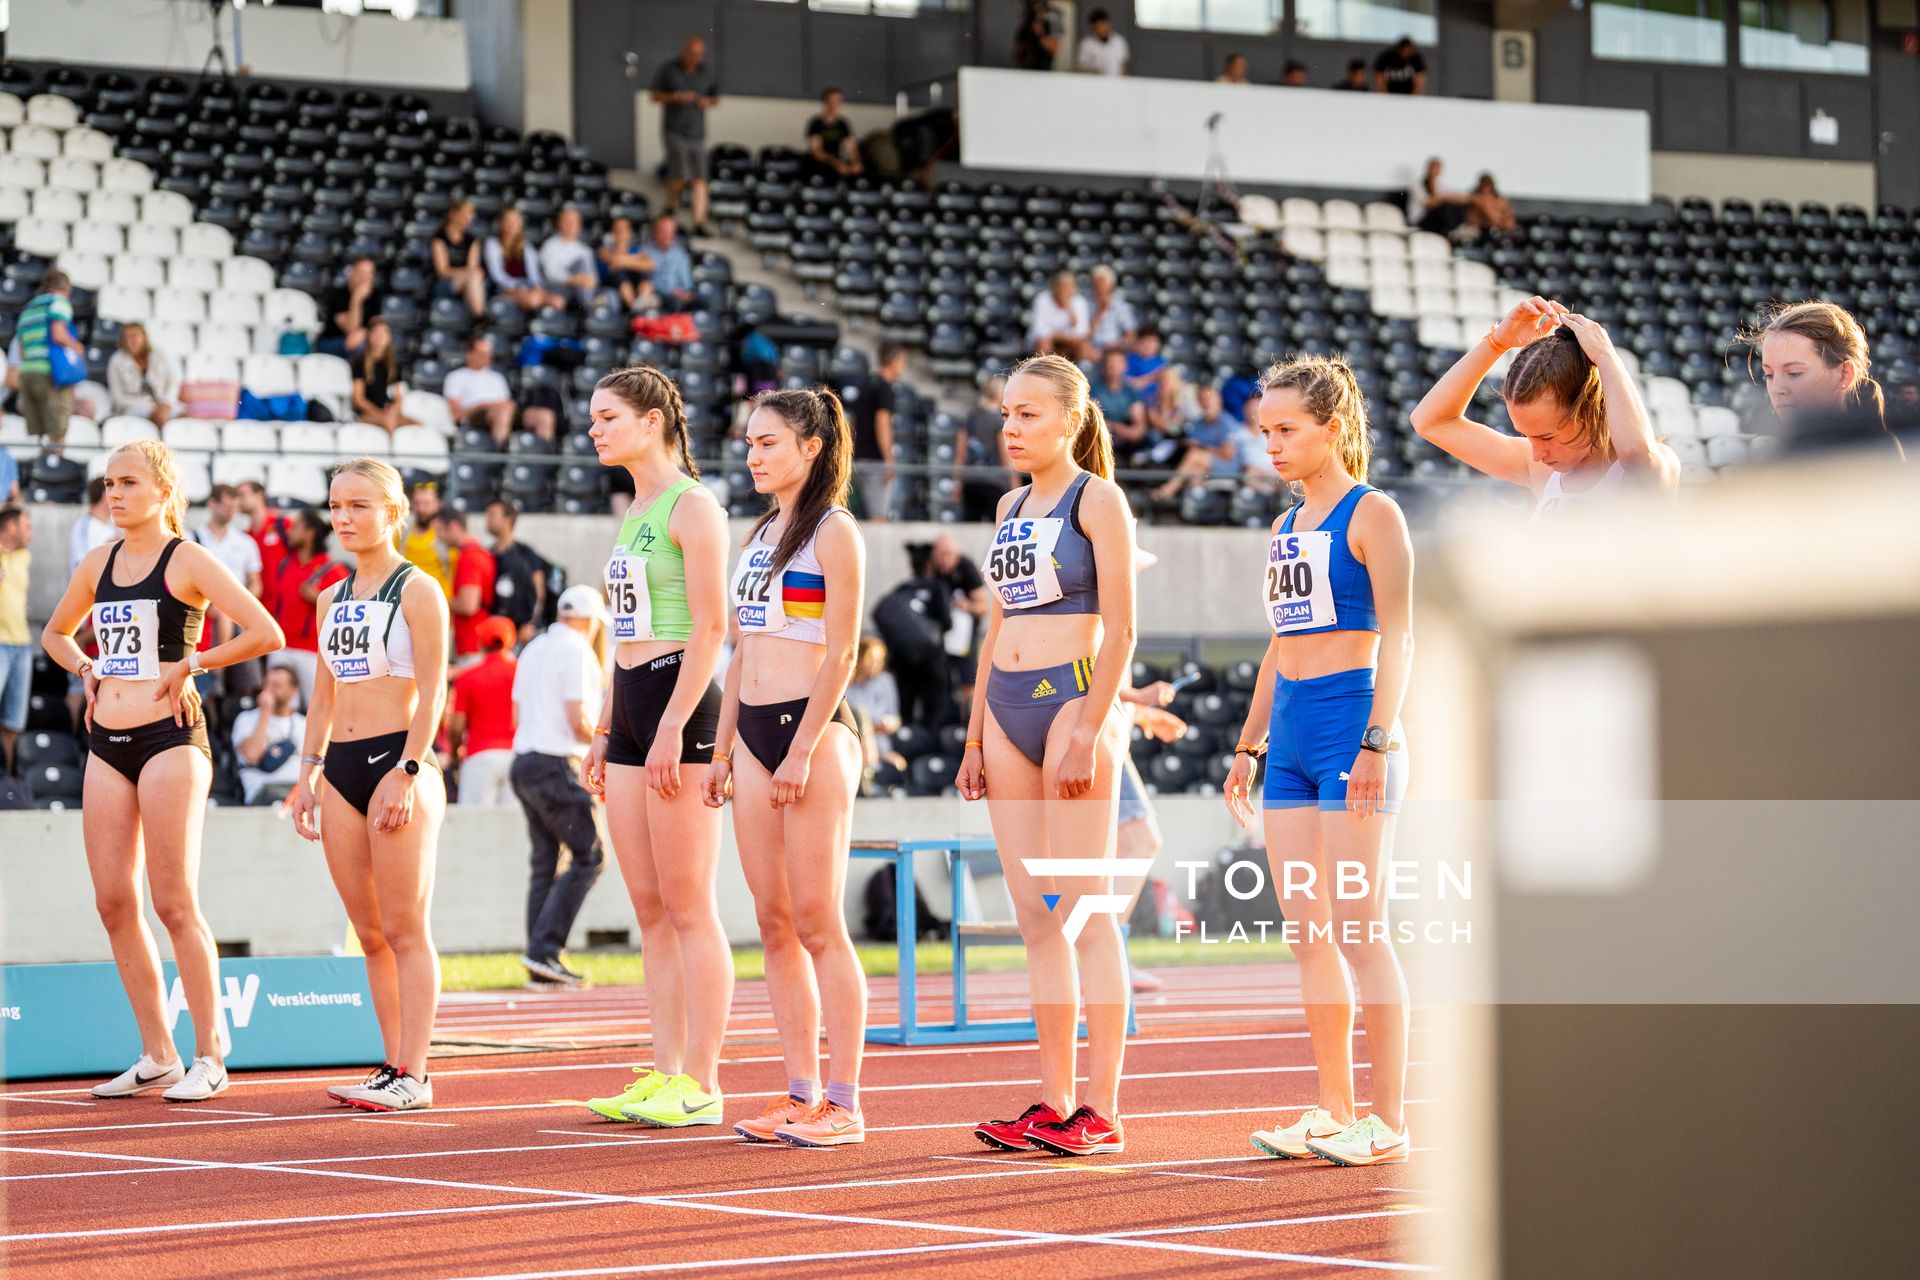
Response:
353,924,391,959
1070,911,1124,954
791,905,848,957
629,887,669,931
148,886,203,936
93,886,142,933
755,907,801,952
381,919,431,958
662,894,715,937
1012,900,1067,943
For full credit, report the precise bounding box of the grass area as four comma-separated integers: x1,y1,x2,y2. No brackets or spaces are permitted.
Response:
442,936,1295,992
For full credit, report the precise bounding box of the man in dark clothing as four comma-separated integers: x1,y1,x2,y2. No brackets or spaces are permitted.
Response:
317,256,378,360
1012,0,1060,71
849,342,906,522
874,546,955,732
486,498,550,646
650,37,721,233
1333,58,1370,91
1373,37,1428,95
929,532,989,708
805,87,863,182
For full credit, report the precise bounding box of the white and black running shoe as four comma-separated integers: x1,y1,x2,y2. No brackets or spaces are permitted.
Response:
346,1070,433,1112
328,1063,398,1105
161,1056,230,1103
91,1054,184,1098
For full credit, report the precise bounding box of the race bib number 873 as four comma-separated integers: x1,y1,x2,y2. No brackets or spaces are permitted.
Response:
92,598,160,681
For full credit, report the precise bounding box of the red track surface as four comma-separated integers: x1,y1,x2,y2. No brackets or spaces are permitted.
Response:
1,963,1438,1278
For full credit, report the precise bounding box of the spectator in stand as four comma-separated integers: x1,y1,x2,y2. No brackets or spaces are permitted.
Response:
1218,53,1250,84
1126,327,1169,401
1088,265,1137,353
539,207,601,309
231,664,305,806
17,269,84,453
1374,35,1428,94
1281,60,1309,87
485,498,549,645
0,435,17,503
1465,172,1519,237
1028,270,1092,361
850,341,906,522
598,216,655,310
1075,9,1129,76
236,479,289,602
1154,383,1264,500
929,530,990,709
438,509,498,662
449,615,519,806
1093,346,1152,463
1407,157,1469,237
444,333,516,446
873,548,955,731
404,480,454,597
645,216,695,311
0,504,30,772
1333,57,1370,91
845,635,903,792
486,207,566,314
317,256,377,360
352,317,419,434
955,373,1013,519
1012,0,1061,70
805,88,865,182
192,483,264,660
1237,389,1280,492
1148,363,1203,444
509,585,610,986
68,475,114,572
106,323,179,425
432,198,489,319
270,507,350,702
651,37,720,235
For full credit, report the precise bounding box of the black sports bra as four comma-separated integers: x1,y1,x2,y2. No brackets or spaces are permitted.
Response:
95,539,204,662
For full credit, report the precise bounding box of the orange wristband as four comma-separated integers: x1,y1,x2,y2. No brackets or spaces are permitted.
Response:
1485,326,1511,354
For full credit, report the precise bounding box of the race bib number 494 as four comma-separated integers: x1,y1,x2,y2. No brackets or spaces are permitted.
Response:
92,598,160,681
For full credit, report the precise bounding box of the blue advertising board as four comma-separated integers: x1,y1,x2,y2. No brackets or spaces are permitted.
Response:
0,956,382,1080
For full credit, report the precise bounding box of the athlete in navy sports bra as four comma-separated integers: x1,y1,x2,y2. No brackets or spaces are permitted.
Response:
1223,357,1417,1169
958,353,1139,1159
41,441,285,1104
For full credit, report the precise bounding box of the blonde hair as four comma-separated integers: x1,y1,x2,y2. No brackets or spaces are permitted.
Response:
1008,352,1114,480
1258,355,1371,481
107,440,187,539
331,457,408,532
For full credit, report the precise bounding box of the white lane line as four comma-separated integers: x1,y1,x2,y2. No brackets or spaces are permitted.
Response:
0,1098,96,1107
432,1238,1040,1280
1,1199,604,1242
177,1108,272,1117
349,1118,457,1127
1109,1207,1435,1238
1154,1172,1263,1183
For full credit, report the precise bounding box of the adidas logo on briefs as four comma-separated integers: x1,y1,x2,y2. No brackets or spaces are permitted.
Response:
1031,678,1057,699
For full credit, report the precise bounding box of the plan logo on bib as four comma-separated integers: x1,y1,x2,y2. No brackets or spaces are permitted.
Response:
1024,858,1156,943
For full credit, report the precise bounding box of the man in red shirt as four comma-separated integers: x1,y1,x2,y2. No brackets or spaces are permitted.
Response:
271,508,350,702
438,509,497,660
237,480,291,614
449,616,518,805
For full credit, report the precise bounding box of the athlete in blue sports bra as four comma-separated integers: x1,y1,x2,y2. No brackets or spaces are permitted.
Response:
1223,356,1417,1171
957,353,1139,1159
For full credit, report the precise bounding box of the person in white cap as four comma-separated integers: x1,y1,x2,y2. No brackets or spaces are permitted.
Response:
509,584,612,987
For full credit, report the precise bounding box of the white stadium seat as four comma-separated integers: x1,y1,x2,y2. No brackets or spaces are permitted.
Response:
1655,405,1698,437
267,460,330,506
297,354,355,419
13,217,69,258
68,220,122,256
1322,256,1369,290
392,426,451,458
1706,435,1748,468
179,223,234,261
1644,377,1693,413
1279,197,1323,230
242,354,298,398
176,455,214,505
278,423,337,454
0,415,28,445
101,157,154,194
28,187,83,224
149,320,198,357
263,289,321,335
185,352,242,385
221,257,276,296
1696,406,1742,437
1325,229,1367,259
153,286,208,326
1321,199,1364,230
0,153,44,188
400,390,454,435
336,424,395,455
63,417,103,449
197,324,254,363
1409,259,1453,287
162,419,222,453
140,190,194,227
25,95,81,131
1418,315,1466,348
1365,231,1409,261
1453,259,1498,289
45,156,99,193
62,127,115,163
1364,202,1408,232
208,290,263,328
0,93,22,128
1371,286,1418,319
55,250,110,292
1279,228,1324,261
1367,260,1412,290
8,122,61,159
0,187,27,222
167,256,221,293
110,254,166,290
101,416,160,448
220,421,274,453
85,189,140,226
1407,231,1452,261
212,453,273,489
128,223,180,259
1413,286,1457,317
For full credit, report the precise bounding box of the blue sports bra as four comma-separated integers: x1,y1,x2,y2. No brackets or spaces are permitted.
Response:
986,471,1099,616
1265,484,1379,636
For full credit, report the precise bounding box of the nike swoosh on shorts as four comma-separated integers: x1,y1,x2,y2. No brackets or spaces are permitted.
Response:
367,752,391,765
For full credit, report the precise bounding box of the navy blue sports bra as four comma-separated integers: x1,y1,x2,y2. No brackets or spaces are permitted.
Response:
988,471,1099,616
1266,484,1378,636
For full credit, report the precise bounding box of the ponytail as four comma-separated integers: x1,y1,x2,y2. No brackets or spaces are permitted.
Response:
1010,351,1114,480
1075,393,1115,480
595,364,701,479
748,386,854,571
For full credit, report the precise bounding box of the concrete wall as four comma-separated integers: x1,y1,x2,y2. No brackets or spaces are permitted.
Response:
635,94,900,180
22,505,1275,646
0,795,1242,965
1650,151,1877,210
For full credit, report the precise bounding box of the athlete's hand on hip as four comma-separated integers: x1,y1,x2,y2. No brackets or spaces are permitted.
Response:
955,744,986,801
372,769,416,834
154,660,201,727
702,757,733,808
1054,728,1097,800
646,726,684,799
1491,296,1567,352
581,735,609,796
286,776,322,842
770,752,810,809
1345,750,1387,821
1223,753,1258,830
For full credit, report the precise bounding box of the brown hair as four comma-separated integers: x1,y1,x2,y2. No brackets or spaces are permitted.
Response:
1502,330,1611,462
360,317,399,390
1746,300,1885,431
1258,354,1372,481
747,387,854,571
499,207,526,261
1007,352,1115,480
594,365,698,478
107,440,188,539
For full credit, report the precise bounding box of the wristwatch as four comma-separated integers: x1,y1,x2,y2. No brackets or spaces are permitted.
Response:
400,758,422,777
1360,725,1394,754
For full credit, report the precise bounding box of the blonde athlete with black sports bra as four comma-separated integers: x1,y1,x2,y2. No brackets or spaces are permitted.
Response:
706,387,869,1149
1411,297,1679,523
578,367,735,1128
287,458,451,1112
957,353,1139,1158
42,441,284,1103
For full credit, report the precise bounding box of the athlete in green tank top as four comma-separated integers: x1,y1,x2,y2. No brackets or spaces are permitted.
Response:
611,476,698,641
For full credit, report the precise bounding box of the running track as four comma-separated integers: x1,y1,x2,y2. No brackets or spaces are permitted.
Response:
0,963,1439,1278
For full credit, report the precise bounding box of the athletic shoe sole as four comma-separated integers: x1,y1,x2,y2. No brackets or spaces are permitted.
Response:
1304,1142,1408,1168
1025,1133,1123,1157
1251,1133,1322,1159
344,1094,430,1114
622,1110,725,1128
161,1080,230,1104
973,1127,1038,1152
91,1077,182,1099
774,1130,865,1148
587,1100,642,1121
734,1124,780,1142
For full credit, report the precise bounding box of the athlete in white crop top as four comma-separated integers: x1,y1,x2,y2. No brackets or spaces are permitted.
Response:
1409,298,1680,509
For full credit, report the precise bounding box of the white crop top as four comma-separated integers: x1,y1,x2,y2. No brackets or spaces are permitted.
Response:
729,507,848,646
320,562,418,683
1529,460,1625,528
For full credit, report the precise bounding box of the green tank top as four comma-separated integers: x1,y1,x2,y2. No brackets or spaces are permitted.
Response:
607,476,698,642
